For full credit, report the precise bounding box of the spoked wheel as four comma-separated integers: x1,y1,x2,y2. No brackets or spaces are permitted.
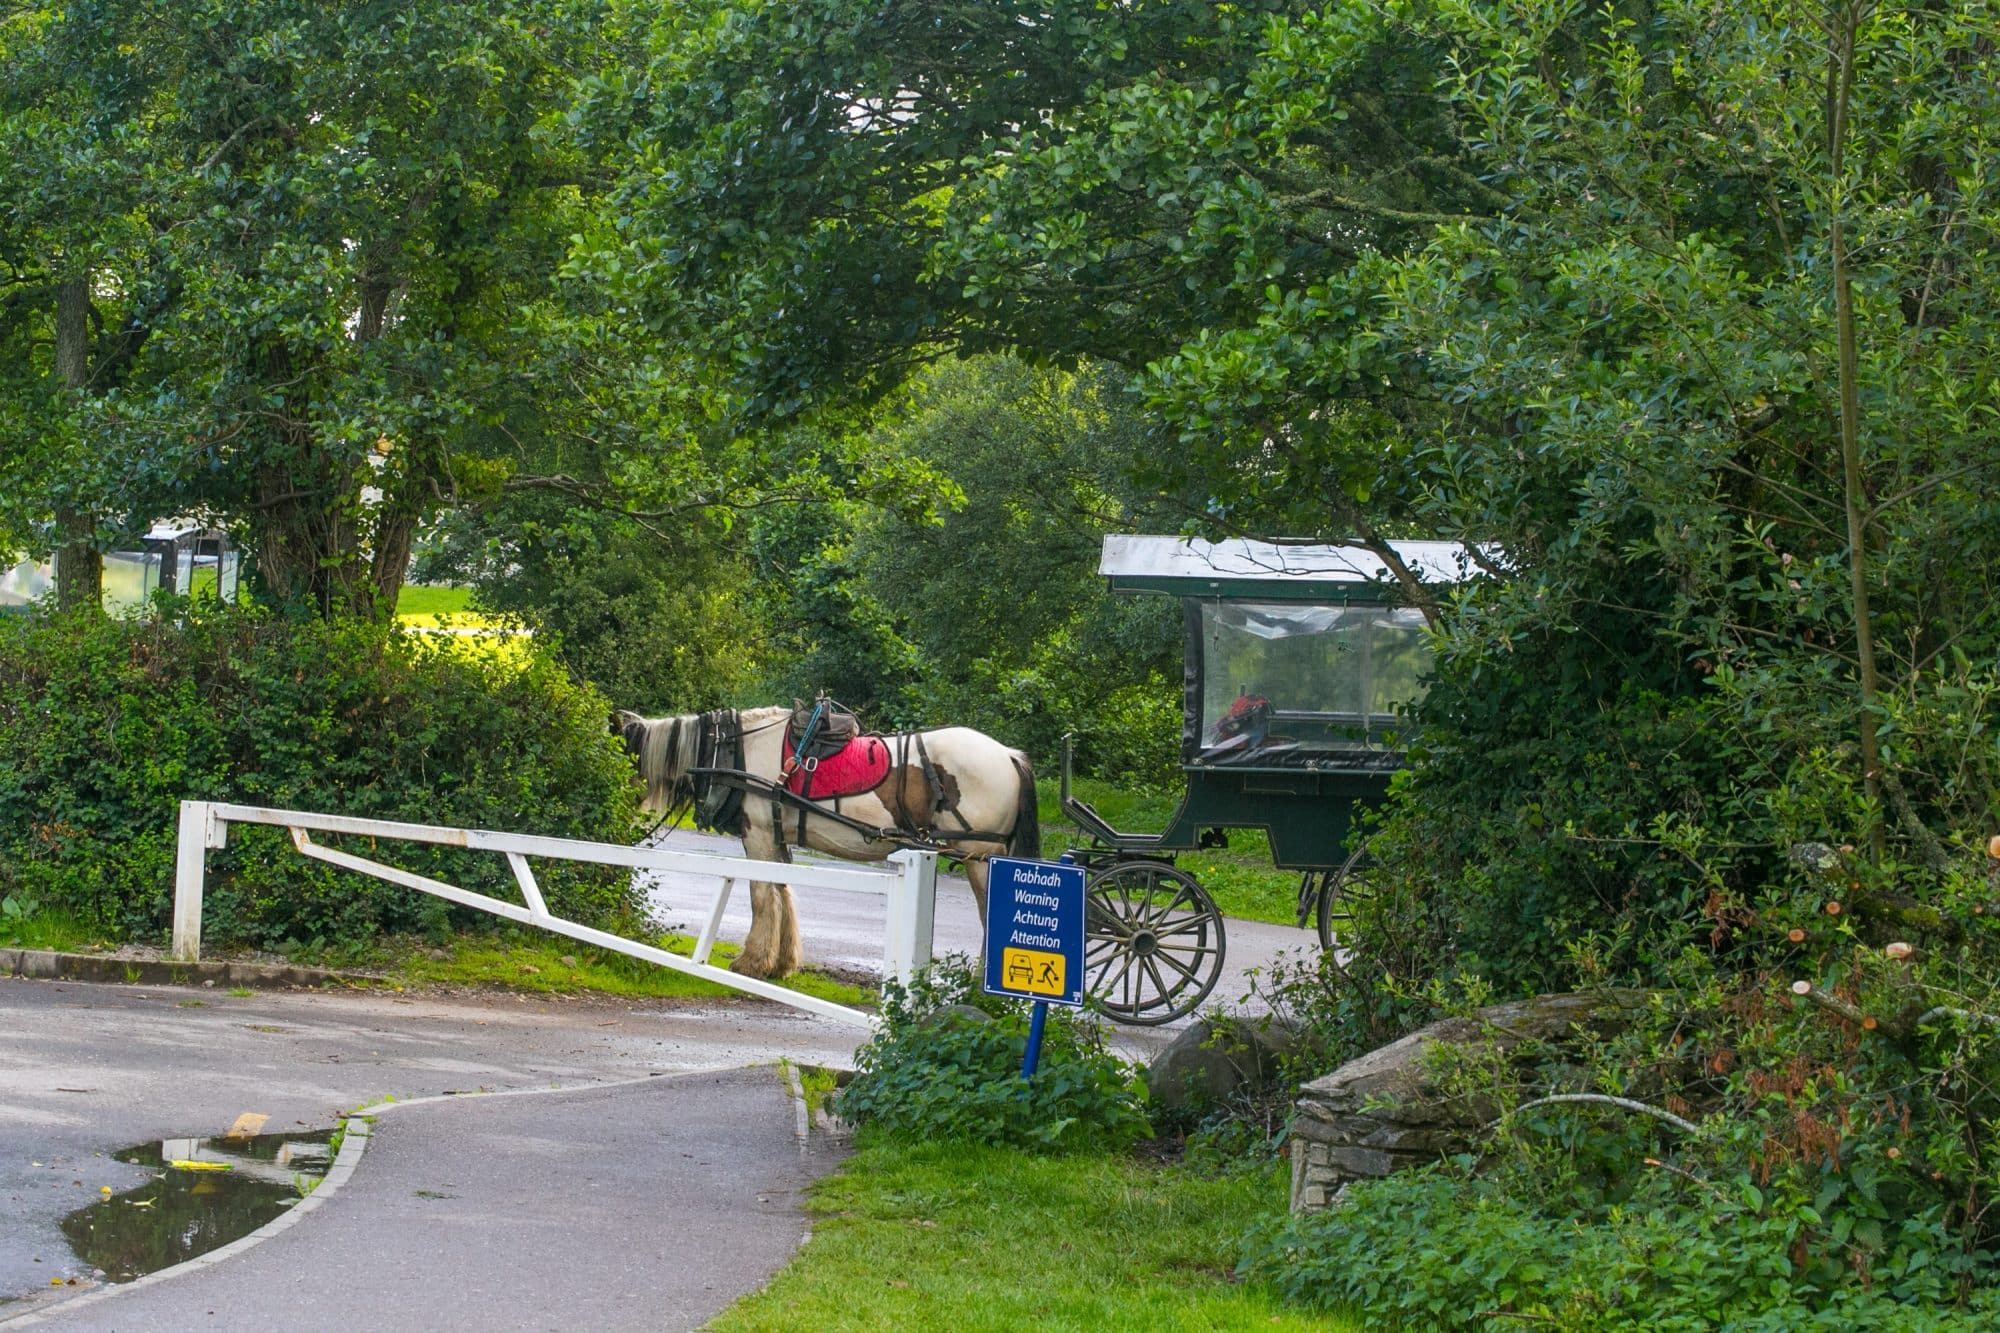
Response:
1084,860,1226,1025
1314,847,1374,955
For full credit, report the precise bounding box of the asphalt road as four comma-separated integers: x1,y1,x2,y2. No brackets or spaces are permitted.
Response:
0,979,856,1324
1,834,1320,1325
637,826,1321,1055
14,1067,837,1333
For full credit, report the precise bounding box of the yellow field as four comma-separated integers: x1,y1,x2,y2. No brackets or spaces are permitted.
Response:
395,587,534,669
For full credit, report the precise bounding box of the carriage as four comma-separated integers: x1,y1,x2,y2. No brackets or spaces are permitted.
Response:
1062,535,1476,1025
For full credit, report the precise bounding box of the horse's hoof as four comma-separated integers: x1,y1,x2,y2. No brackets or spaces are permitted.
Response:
730,956,770,980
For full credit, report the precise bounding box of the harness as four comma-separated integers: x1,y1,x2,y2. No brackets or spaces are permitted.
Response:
895,729,975,841
781,697,830,788
682,709,1013,853
692,708,749,835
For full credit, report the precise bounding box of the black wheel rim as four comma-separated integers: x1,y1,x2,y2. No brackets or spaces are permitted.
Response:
1315,848,1373,955
1084,861,1226,1025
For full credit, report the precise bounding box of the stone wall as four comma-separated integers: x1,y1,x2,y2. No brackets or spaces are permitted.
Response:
1290,990,1649,1212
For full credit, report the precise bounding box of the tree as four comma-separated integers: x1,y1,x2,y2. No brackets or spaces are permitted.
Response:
585,0,1502,605
1,1,682,620
587,5,1475,386
1360,0,2000,879
846,355,1185,774
0,3,170,609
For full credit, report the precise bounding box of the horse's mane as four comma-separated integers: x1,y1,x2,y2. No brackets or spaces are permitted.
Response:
619,710,701,811
619,706,789,811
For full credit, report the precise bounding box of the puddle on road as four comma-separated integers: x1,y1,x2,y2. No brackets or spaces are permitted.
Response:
59,1129,339,1282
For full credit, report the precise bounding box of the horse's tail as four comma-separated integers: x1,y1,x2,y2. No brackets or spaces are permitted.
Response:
1008,754,1041,860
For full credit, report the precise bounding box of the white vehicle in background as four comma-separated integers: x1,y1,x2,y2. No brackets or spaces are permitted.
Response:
0,521,241,616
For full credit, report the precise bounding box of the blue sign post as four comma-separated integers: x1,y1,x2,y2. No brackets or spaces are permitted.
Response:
982,855,1087,1079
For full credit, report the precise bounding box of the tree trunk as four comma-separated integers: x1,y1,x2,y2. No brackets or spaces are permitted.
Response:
368,507,419,620
1827,2,1885,857
355,277,413,620
52,276,103,614
249,338,374,619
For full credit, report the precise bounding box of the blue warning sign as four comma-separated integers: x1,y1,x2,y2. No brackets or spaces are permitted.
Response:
982,856,1086,1008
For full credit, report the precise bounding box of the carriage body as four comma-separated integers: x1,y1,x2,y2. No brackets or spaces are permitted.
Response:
1065,535,1474,1023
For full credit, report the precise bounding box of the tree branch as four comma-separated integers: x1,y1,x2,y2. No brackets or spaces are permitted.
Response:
1490,1094,1700,1136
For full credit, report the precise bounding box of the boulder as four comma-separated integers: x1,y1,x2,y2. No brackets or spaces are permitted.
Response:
1289,989,1651,1212
923,1002,995,1027
1146,1014,1303,1120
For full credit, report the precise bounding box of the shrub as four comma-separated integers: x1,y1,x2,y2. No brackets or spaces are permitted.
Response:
837,957,1151,1152
1241,652,2000,1321
416,502,765,715
1238,954,2000,1327
1244,1165,1998,1331
0,605,642,953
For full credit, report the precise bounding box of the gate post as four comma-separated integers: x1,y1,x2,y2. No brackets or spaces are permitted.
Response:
172,801,223,962
883,849,937,985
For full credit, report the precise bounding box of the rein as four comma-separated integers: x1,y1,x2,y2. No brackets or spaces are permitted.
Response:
635,793,692,846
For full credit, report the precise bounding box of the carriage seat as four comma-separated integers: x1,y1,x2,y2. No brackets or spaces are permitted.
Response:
784,734,892,800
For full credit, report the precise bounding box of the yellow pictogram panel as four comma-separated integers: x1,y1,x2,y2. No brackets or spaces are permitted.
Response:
1000,948,1066,997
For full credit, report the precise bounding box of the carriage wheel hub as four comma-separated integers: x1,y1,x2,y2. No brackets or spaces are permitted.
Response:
1130,929,1159,957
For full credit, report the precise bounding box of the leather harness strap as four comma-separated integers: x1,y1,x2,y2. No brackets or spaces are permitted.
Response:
687,713,1014,853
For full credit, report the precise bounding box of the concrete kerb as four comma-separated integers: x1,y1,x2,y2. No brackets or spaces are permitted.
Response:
1,949,380,991
782,1062,810,1151
0,1068,750,1329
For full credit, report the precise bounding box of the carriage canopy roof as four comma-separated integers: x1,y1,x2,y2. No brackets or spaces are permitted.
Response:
1099,535,1480,602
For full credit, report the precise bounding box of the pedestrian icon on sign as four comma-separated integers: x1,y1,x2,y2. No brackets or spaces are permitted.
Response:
1037,960,1059,987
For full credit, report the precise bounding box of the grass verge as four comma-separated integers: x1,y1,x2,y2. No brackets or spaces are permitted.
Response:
379,932,874,1009
0,907,115,953
711,1140,1348,1332
1039,778,1303,927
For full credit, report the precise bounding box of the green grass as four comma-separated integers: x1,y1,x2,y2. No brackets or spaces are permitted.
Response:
389,584,533,671
395,584,476,617
381,932,874,1009
0,903,869,1010
711,1140,1352,1332
0,907,113,953
798,1064,839,1116
1039,778,1301,927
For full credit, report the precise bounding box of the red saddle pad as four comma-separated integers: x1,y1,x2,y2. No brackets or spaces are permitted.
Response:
786,735,892,800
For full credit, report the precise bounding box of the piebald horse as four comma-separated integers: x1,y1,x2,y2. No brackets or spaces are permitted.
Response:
614,706,1039,979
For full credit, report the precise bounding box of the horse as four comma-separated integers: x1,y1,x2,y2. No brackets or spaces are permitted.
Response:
612,705,1040,979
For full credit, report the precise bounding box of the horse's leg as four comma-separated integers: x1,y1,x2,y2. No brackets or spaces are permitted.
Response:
737,879,802,979
964,852,990,927
765,816,803,977
740,820,784,976
735,821,800,980
772,877,803,977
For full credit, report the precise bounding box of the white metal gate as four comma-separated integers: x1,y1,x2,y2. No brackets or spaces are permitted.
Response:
171,800,936,1026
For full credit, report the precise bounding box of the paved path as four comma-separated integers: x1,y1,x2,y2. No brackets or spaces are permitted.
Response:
15,1069,838,1332
0,980,853,1325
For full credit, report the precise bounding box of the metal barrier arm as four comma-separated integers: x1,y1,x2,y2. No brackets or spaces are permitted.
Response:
172,800,936,1028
